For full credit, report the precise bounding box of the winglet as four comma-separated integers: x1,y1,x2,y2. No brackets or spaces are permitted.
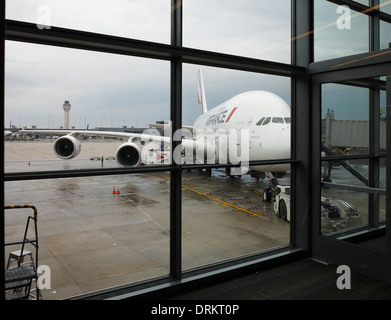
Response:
198,69,208,114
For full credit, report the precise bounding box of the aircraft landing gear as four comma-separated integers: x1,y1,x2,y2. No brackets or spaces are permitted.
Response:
262,176,279,203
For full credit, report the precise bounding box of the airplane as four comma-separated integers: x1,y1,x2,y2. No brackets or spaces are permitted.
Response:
21,69,291,177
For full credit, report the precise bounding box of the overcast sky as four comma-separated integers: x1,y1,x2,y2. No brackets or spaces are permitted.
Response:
4,1,390,129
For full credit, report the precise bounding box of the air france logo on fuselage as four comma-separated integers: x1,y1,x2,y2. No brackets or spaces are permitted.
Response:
205,107,238,126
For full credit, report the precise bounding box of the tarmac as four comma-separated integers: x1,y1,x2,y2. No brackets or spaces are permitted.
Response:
4,140,290,300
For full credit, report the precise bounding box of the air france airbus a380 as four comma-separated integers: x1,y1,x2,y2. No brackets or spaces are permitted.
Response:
21,69,291,176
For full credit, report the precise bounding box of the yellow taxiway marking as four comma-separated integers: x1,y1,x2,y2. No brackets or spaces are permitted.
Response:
232,177,264,196
153,174,264,217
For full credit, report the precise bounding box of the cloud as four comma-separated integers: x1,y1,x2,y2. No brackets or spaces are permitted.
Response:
5,1,292,129
6,0,170,42
183,0,291,62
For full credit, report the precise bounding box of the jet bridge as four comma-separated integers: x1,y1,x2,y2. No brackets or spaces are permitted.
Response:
323,109,386,152
321,108,387,185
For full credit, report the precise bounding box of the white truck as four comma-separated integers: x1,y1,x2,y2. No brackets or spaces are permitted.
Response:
272,185,362,233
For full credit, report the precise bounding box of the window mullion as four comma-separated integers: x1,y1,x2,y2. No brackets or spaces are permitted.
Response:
170,0,183,280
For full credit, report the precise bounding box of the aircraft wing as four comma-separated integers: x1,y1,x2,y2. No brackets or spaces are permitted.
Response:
20,129,170,143
19,129,172,167
147,123,195,134
19,128,215,168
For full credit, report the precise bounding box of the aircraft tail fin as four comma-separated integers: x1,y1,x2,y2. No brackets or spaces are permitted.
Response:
197,69,208,114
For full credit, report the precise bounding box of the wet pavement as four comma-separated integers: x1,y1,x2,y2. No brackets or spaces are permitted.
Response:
4,140,291,299
5,140,379,299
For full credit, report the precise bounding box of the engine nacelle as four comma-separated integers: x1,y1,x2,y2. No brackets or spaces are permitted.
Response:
115,142,142,167
53,135,82,159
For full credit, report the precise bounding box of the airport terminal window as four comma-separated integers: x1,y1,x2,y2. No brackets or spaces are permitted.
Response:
320,78,387,235
4,174,171,299
314,1,369,61
4,42,170,173
3,0,297,299
9,0,391,300
355,0,369,6
183,0,291,63
322,83,370,152
380,195,387,223
380,90,387,149
381,0,391,15
5,0,171,44
181,65,292,270
380,20,391,49
379,89,387,224
320,187,369,234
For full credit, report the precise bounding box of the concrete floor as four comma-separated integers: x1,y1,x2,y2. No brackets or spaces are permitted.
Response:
4,140,291,299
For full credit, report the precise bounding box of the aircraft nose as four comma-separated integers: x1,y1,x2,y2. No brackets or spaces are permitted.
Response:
262,126,290,159
277,127,291,158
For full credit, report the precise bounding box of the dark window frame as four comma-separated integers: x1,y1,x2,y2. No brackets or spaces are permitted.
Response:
2,0,389,300
1,1,301,300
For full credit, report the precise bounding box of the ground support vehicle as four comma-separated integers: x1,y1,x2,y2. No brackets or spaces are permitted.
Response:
270,185,362,233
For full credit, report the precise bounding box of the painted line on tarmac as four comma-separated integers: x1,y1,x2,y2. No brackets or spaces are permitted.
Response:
123,193,169,234
152,174,264,217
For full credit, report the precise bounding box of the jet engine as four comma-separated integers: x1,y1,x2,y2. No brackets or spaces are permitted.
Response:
53,135,82,159
115,142,142,167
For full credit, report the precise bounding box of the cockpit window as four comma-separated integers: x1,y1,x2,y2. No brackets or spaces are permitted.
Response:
257,117,291,126
256,117,265,126
262,117,271,125
272,117,284,124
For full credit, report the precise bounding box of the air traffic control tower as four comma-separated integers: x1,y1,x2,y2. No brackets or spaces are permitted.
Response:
63,100,71,129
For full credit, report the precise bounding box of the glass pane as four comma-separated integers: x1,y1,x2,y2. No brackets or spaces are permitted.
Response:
5,0,170,44
380,89,387,151
4,41,170,173
320,187,367,235
262,117,272,126
322,83,369,154
256,118,266,126
380,20,391,50
321,160,369,187
380,0,391,15
354,0,369,6
181,169,291,270
183,65,291,164
380,89,387,225
183,0,291,63
272,117,284,124
5,174,170,299
380,194,386,223
181,65,291,269
320,74,388,239
314,1,369,61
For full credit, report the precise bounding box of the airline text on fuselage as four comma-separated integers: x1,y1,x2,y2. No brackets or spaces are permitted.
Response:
205,109,228,126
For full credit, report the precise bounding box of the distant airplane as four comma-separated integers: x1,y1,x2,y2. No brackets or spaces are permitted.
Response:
21,69,291,176
4,130,12,137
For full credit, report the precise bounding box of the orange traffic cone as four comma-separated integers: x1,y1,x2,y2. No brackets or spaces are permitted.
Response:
112,186,116,194
117,187,120,195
